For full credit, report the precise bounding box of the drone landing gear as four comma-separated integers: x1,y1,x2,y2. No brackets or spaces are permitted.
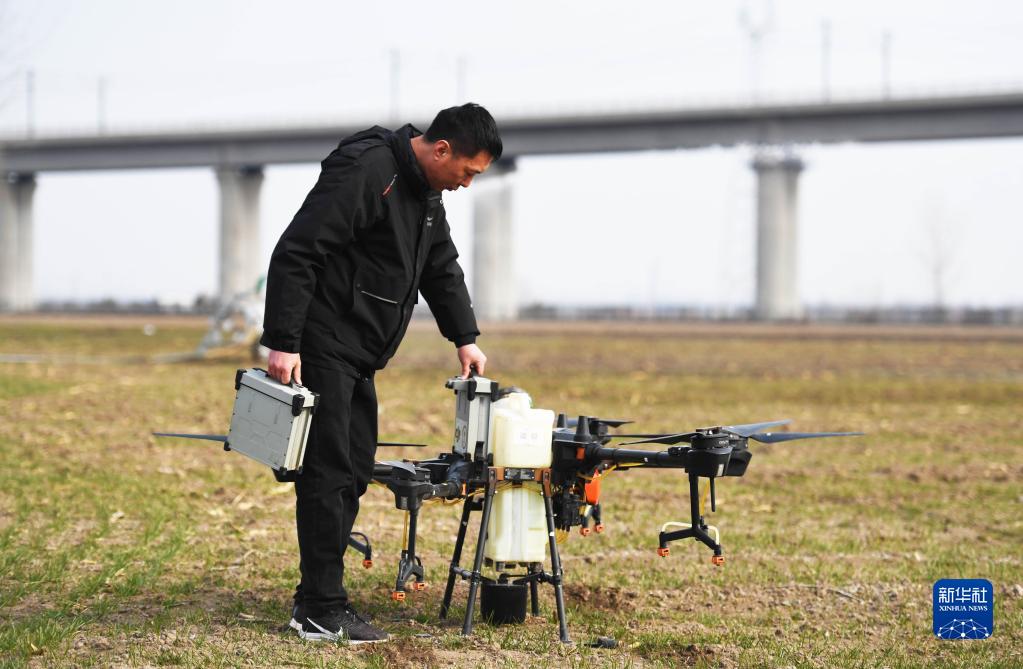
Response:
379,459,462,601
392,507,426,601
347,531,374,569
657,473,724,565
439,468,571,644
580,502,605,536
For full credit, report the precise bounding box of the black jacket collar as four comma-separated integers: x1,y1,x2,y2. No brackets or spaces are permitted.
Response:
389,124,438,200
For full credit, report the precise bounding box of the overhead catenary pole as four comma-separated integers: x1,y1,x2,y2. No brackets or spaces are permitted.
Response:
25,69,34,138
389,49,400,124
456,54,467,103
97,76,107,134
882,30,893,99
738,0,774,104
821,19,831,102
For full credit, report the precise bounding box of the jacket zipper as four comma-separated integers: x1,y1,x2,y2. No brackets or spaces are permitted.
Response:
377,200,436,363
359,289,398,305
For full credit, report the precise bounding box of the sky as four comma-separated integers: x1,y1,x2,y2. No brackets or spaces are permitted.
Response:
1,0,1022,308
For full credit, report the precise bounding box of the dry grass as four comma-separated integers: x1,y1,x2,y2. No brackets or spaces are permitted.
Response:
0,317,1021,668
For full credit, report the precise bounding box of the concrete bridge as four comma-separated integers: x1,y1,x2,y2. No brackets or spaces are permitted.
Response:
3,91,1023,318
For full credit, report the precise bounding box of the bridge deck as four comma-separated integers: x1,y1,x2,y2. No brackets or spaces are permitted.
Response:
3,92,1023,172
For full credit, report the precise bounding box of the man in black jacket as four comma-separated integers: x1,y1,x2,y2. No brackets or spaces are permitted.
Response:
260,104,501,642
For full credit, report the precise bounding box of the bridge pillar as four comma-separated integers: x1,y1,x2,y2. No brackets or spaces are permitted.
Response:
216,165,263,306
752,151,804,321
472,160,517,321
0,172,37,312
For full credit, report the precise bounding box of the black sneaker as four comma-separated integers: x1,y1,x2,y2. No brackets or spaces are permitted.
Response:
288,600,305,632
298,605,389,643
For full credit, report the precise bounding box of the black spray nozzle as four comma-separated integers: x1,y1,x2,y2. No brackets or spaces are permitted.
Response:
575,416,590,439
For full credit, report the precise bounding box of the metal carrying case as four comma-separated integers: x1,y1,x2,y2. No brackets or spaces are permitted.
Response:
227,368,318,478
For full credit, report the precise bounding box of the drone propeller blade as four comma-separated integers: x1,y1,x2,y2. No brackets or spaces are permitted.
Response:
596,418,634,428
376,459,418,471
619,432,698,446
606,433,675,439
374,460,421,479
154,433,423,447
152,432,228,442
749,431,863,443
567,417,634,428
718,420,791,437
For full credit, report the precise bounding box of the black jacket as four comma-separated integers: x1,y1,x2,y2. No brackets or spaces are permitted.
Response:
260,125,478,372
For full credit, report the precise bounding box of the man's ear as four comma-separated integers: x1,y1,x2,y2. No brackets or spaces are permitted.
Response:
432,139,451,160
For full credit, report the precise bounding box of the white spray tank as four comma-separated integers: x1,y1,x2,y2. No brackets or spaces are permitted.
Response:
484,391,555,564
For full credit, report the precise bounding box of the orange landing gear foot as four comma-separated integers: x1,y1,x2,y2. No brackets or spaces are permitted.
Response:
412,581,427,591
657,547,670,558
391,591,406,602
580,527,591,537
711,555,725,566
362,559,373,569
594,524,605,533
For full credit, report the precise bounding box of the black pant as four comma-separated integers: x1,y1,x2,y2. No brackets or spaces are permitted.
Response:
294,361,378,616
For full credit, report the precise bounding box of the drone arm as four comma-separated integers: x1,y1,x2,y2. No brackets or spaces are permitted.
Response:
588,445,688,468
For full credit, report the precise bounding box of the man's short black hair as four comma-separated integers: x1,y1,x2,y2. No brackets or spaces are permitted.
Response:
424,103,503,161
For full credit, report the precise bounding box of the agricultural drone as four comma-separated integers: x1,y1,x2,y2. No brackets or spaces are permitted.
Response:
156,371,861,644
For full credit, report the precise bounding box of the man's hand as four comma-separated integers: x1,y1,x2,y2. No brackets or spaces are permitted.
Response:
457,343,487,378
268,350,302,385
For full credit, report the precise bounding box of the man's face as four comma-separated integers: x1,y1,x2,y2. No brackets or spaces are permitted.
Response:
427,141,493,191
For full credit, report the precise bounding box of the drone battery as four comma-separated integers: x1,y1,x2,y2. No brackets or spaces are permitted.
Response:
226,368,318,478
447,375,498,459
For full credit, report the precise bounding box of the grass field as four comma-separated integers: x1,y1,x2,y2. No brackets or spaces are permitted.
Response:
1,316,1021,668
